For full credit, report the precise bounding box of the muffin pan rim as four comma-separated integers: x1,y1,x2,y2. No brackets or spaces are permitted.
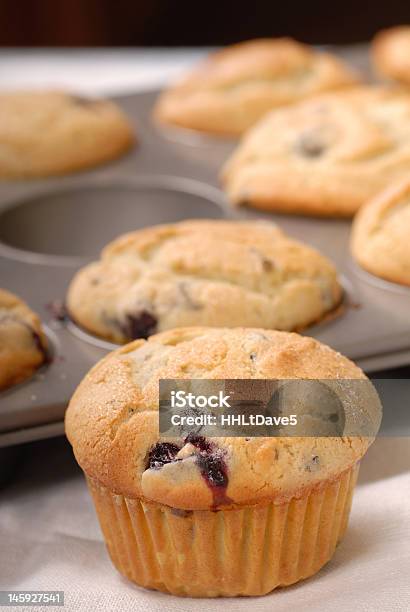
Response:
348,257,410,296
0,174,229,264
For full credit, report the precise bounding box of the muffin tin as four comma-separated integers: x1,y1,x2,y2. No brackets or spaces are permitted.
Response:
1,46,410,448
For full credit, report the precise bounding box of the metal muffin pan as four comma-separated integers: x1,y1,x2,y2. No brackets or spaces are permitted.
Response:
1,47,410,448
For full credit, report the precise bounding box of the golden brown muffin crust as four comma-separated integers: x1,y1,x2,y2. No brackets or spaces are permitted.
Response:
66,219,342,342
351,179,410,286
0,289,48,390
372,26,410,84
0,91,135,179
154,38,358,136
222,86,410,216
65,327,380,510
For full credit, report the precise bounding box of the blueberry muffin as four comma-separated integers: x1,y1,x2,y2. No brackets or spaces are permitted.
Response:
351,179,410,286
222,86,410,216
0,91,135,179
372,26,410,85
153,38,358,136
65,327,382,597
66,219,342,342
0,289,48,390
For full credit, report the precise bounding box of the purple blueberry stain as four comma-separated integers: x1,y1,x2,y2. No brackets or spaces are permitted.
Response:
148,442,180,470
147,435,231,508
31,330,50,364
196,453,228,489
184,435,231,507
184,434,212,453
0,313,50,366
121,310,158,340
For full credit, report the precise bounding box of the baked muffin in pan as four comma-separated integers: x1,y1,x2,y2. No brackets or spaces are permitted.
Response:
351,178,410,286
0,289,48,390
66,219,342,343
372,26,410,85
0,91,135,179
154,38,358,137
222,86,410,217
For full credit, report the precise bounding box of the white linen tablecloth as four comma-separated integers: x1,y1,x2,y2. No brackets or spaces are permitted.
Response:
1,436,409,612
0,49,206,95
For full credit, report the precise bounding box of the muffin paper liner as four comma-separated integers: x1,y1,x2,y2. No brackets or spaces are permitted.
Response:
87,463,359,597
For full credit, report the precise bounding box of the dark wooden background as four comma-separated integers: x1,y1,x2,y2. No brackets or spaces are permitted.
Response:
0,0,409,46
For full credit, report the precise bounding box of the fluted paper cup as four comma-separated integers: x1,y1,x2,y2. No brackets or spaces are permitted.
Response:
86,463,359,597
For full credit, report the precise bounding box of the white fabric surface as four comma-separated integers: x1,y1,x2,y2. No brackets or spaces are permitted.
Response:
0,49,207,95
1,436,409,612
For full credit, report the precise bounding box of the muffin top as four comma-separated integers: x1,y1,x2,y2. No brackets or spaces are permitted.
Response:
0,91,134,179
0,289,48,390
372,26,410,84
65,327,381,510
154,38,358,136
222,86,410,216
66,219,341,342
351,179,410,286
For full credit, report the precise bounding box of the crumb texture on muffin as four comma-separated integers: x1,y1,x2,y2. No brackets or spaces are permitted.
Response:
154,38,358,136
0,289,48,390
66,219,342,343
0,91,135,178
372,26,410,84
222,86,410,216
351,179,410,286
65,327,380,510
